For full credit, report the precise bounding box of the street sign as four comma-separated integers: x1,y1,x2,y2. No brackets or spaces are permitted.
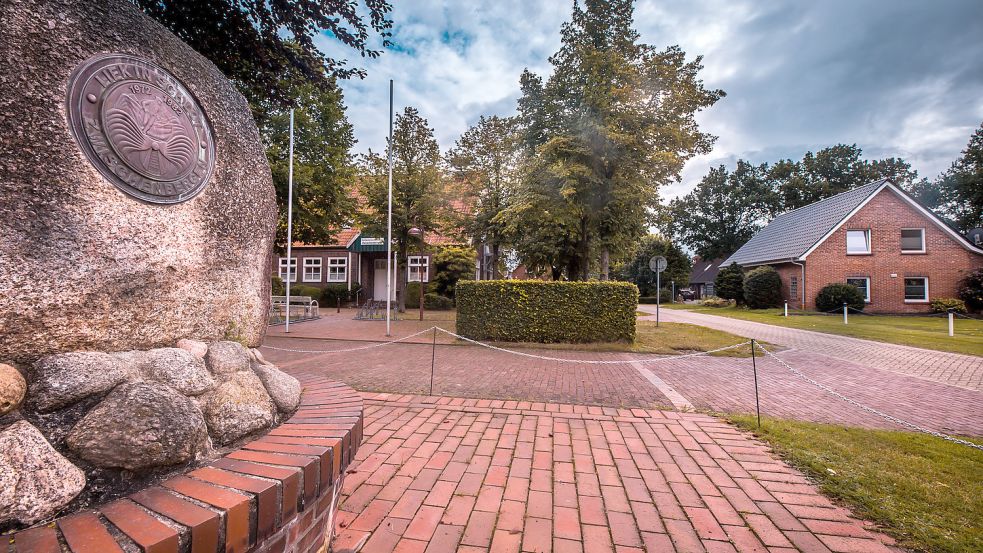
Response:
649,256,667,273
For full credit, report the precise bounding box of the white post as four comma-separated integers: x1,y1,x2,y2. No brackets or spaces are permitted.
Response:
784,301,788,317
671,280,675,303
385,80,394,336
656,270,661,327
285,109,295,333
843,303,848,325
949,309,954,337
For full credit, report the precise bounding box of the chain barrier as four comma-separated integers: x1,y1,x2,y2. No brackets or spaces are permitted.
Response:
754,342,983,452
260,327,437,353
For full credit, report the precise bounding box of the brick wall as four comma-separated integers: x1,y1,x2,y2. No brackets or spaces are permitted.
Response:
782,188,982,313
9,379,362,553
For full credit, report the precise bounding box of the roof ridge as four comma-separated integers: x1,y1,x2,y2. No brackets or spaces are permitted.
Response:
772,178,888,220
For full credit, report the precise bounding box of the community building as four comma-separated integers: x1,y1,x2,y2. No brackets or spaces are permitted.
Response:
722,179,983,313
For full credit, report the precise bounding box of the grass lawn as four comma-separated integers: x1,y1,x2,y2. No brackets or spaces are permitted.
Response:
659,304,983,356
729,416,983,553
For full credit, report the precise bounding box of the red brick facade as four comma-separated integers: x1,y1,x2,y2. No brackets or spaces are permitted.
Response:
774,188,982,313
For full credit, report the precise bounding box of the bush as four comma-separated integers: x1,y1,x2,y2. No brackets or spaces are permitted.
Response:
715,263,745,305
404,281,437,308
456,280,638,343
638,288,673,304
931,297,968,314
701,296,732,308
432,246,475,298
742,266,783,309
815,283,865,312
424,293,454,310
958,268,983,312
289,284,321,299
271,276,285,296
320,284,349,307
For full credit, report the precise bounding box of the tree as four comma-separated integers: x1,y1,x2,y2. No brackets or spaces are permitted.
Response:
509,0,723,280
614,235,691,297
360,107,444,312
446,116,522,279
714,263,745,304
742,266,783,309
431,246,475,298
912,122,983,233
666,162,778,260
135,0,393,120
262,81,356,250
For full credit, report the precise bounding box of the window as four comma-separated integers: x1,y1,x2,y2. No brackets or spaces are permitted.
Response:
846,277,870,303
900,228,925,253
301,258,322,282
408,256,429,282
278,257,296,282
904,277,928,302
846,229,871,254
705,283,715,297
790,276,798,299
327,257,347,282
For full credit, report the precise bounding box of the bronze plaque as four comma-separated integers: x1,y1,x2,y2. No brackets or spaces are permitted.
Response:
67,53,216,204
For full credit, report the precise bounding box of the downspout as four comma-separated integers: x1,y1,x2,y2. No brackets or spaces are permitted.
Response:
790,259,805,308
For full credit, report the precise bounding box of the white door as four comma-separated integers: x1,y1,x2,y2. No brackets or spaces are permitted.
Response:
373,258,395,301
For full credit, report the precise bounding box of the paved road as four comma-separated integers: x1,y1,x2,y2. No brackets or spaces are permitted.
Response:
639,306,983,391
330,393,899,553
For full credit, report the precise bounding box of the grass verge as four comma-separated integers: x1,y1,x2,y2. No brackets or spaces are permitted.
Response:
658,304,983,356
729,415,983,553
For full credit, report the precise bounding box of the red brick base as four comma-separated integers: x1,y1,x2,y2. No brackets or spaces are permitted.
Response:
8,378,362,553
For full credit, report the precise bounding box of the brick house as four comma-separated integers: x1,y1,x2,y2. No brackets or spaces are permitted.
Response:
722,179,983,313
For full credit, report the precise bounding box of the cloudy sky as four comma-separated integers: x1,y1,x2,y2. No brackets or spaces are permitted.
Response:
317,0,983,199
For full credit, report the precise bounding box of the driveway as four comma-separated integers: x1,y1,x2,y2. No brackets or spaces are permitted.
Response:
638,306,983,391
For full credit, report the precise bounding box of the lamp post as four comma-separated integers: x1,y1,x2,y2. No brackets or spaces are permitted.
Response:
409,227,425,321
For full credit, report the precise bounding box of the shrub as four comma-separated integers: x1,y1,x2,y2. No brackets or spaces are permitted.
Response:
432,246,475,298
815,283,865,312
701,296,731,308
404,281,437,308
931,297,968,314
425,293,454,310
271,276,285,296
456,280,638,343
289,284,321,299
320,284,350,307
743,266,783,309
958,268,983,312
715,263,745,305
638,288,673,304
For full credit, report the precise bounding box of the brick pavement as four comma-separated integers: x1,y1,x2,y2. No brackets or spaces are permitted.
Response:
329,393,901,553
641,307,983,390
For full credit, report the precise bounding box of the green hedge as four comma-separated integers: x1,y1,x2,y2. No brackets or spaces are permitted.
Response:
456,280,638,343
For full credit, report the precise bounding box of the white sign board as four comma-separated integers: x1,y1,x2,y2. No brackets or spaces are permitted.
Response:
649,256,667,273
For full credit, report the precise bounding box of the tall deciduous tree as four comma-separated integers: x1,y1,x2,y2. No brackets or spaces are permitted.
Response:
614,235,691,297
510,0,723,280
262,81,356,250
135,0,392,120
912,122,983,232
360,107,444,312
446,116,522,279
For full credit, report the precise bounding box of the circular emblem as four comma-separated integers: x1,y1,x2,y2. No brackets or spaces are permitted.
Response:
67,53,215,204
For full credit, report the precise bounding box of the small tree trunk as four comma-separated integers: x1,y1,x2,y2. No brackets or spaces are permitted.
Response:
397,246,407,313
491,243,499,280
600,248,610,281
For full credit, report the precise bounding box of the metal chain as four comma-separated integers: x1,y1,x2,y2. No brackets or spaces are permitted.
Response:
260,327,437,353
754,343,983,452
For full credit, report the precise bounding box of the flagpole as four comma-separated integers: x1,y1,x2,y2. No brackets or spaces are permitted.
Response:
386,80,394,337
285,108,295,333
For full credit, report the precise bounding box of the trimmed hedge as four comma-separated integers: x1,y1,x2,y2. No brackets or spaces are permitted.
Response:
638,288,673,304
456,280,638,343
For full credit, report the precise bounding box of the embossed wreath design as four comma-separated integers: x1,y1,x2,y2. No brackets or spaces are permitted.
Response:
105,94,195,179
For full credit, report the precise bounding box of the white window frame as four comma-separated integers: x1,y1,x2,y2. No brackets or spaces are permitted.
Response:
408,255,430,282
846,229,871,255
302,257,322,282
903,277,928,303
327,257,347,283
900,228,926,254
846,277,871,303
278,257,297,283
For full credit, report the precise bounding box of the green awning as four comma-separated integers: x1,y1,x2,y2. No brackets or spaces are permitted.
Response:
348,235,388,252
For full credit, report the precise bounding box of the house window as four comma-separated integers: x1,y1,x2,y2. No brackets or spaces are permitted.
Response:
904,277,928,302
705,283,715,297
278,257,297,283
900,228,925,253
327,258,347,282
846,277,870,303
302,258,322,282
408,256,429,282
846,229,871,254
790,276,798,299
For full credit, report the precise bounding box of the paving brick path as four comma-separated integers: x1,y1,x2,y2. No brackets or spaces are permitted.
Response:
329,393,900,553
641,307,983,390
262,335,983,436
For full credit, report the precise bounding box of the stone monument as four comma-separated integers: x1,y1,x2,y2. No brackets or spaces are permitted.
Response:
0,0,302,529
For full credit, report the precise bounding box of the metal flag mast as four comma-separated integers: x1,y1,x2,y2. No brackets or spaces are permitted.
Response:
285,108,295,333
386,80,394,336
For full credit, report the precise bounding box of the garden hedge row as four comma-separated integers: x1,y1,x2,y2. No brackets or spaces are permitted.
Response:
456,280,638,343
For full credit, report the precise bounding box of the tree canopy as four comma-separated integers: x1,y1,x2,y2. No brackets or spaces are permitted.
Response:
135,0,393,119
614,235,691,297
910,121,983,233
